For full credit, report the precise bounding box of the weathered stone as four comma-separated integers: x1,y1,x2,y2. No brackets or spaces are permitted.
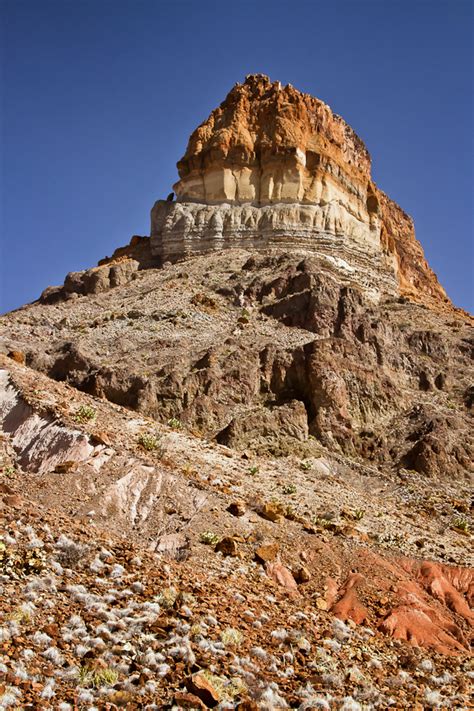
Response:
40,259,139,303
174,691,208,710
293,565,311,584
7,350,25,365
265,561,299,596
227,500,246,517
259,501,285,523
215,536,240,557
187,672,220,707
255,542,279,563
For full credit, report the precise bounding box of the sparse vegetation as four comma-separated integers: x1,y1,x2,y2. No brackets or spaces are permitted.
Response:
281,482,297,495
73,405,96,424
156,587,178,609
200,531,221,545
78,664,119,688
452,517,470,533
137,432,162,452
300,460,312,471
248,465,259,475
167,417,183,430
220,627,243,646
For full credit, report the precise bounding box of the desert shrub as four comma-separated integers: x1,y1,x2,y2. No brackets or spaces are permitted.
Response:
54,535,88,568
137,432,163,453
73,405,96,424
200,531,221,545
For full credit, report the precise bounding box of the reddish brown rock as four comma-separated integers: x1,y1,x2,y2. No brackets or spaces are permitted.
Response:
330,572,369,624
293,565,311,584
174,691,208,710
227,500,246,517
255,542,279,563
265,560,299,596
259,501,285,523
215,536,240,557
187,672,220,707
8,350,25,365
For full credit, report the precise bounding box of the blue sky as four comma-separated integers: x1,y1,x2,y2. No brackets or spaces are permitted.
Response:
1,0,473,312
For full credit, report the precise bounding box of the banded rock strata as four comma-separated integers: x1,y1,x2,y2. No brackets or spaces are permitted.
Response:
151,74,447,305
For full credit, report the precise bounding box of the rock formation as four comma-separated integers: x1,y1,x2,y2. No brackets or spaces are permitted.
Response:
0,74,472,709
151,74,447,306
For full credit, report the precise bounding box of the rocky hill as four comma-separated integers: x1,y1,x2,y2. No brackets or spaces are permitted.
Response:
0,75,472,709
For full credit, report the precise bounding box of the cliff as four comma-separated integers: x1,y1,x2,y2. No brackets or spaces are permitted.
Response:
151,74,448,307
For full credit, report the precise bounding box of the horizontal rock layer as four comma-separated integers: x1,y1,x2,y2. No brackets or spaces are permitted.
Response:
151,199,398,299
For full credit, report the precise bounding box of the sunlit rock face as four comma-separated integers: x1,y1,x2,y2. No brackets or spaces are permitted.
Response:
151,74,448,305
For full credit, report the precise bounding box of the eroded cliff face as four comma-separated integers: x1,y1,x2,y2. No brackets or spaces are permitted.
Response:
151,74,448,307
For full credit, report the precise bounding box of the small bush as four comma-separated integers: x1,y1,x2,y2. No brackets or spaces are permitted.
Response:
55,535,88,568
281,483,297,495
73,405,96,424
452,517,470,533
167,418,182,430
248,465,259,475
156,587,178,609
200,531,221,546
137,432,162,453
220,627,243,646
78,664,118,688
300,460,312,471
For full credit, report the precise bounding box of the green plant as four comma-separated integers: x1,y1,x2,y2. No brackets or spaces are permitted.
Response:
200,531,221,546
353,509,365,521
248,465,259,475
137,432,162,452
281,482,297,495
300,460,312,471
452,517,470,533
73,405,96,424
312,516,332,529
3,466,15,477
167,417,183,430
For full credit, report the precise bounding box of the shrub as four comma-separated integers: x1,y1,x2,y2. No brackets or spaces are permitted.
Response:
78,664,118,688
54,535,88,568
220,627,243,646
200,531,221,546
452,517,470,533
73,405,96,424
281,483,297,495
156,587,178,609
167,418,183,430
137,432,162,453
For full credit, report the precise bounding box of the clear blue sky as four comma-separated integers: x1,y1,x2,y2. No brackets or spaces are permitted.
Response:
1,0,473,313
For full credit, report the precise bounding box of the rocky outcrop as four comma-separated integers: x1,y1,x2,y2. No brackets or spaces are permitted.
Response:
151,74,448,307
40,258,139,304
5,250,471,478
151,201,398,299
